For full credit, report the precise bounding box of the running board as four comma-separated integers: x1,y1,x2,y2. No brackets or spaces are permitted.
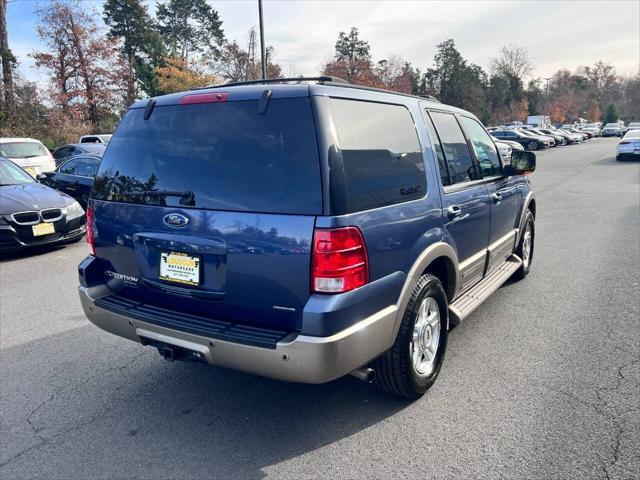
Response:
449,254,522,325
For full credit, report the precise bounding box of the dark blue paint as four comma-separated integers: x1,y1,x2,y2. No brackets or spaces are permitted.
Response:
84,82,532,339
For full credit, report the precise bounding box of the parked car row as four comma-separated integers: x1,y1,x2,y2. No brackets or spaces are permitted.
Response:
490,125,587,151
0,134,110,252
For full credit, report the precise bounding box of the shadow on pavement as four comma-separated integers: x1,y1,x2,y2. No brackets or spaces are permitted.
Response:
0,240,82,263
0,324,413,478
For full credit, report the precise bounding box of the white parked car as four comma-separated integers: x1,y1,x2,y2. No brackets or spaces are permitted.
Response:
494,140,512,162
0,138,56,177
79,134,112,144
616,130,640,161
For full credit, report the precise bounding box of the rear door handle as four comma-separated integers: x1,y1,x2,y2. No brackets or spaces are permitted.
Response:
491,192,503,203
447,205,462,219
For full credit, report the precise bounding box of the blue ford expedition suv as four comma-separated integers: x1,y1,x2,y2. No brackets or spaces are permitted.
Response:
79,77,536,398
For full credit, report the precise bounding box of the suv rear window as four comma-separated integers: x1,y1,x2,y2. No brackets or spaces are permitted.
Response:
330,98,425,213
92,97,322,215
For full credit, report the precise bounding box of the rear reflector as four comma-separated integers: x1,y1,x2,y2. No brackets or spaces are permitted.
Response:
86,207,95,255
312,227,368,294
178,92,229,105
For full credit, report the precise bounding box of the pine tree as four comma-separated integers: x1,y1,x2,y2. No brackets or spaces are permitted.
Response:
103,0,161,103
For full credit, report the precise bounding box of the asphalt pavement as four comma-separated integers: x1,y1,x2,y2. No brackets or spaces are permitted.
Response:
0,137,638,479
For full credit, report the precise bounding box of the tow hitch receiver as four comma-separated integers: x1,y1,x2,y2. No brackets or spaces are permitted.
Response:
140,337,207,364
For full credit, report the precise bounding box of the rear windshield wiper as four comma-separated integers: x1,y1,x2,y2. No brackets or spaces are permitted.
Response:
24,154,42,158
129,190,196,206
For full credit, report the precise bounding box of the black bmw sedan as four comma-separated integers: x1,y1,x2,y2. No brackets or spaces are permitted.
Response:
0,157,86,251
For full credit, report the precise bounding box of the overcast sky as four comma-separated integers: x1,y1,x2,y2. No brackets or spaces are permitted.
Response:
7,0,640,86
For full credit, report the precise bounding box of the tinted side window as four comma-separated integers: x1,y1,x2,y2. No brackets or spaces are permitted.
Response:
429,112,478,185
423,111,450,186
76,158,100,177
59,159,79,174
330,98,426,212
460,116,502,177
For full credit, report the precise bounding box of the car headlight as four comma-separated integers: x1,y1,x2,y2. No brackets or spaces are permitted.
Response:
0,215,8,225
65,201,84,217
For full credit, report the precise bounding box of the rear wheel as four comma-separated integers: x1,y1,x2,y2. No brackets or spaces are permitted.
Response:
527,141,538,151
512,210,535,281
374,274,448,398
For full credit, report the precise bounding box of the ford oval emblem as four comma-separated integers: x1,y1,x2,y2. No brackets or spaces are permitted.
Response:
163,213,189,228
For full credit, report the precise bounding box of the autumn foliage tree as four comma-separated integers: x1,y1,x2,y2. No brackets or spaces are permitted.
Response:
32,0,128,131
155,56,217,94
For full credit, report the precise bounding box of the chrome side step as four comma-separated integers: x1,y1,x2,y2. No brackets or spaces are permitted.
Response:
449,254,522,324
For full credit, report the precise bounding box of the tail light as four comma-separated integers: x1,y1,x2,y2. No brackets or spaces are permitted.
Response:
86,207,95,255
312,227,368,293
619,141,630,144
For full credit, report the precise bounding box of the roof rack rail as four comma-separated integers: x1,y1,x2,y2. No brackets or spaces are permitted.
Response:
198,76,349,90
418,94,441,103
194,76,443,104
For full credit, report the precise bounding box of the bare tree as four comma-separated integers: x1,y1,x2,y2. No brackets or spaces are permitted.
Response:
491,44,534,80
0,0,15,120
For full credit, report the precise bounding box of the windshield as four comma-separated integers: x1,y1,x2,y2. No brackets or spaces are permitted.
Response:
0,159,36,185
604,123,619,128
0,141,49,159
93,97,322,214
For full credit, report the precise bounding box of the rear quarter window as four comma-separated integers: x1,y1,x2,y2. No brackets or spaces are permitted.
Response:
330,98,426,213
92,97,322,215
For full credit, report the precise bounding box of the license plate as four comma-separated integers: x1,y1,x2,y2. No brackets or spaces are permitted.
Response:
160,252,200,286
32,222,55,236
25,167,36,177
634,149,640,155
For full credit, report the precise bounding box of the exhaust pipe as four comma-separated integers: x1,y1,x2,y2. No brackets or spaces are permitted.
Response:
350,367,375,383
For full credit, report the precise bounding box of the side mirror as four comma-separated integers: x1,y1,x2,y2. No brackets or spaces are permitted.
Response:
36,173,47,182
505,151,536,175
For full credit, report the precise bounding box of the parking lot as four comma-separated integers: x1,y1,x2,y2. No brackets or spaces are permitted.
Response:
0,138,638,479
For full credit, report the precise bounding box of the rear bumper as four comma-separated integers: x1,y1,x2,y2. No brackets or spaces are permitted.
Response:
617,152,640,161
79,284,398,384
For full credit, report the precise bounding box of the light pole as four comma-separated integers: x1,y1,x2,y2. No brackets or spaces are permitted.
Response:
258,0,267,80
544,76,552,125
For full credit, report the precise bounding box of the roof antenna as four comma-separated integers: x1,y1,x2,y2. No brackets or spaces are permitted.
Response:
144,99,156,120
258,89,272,114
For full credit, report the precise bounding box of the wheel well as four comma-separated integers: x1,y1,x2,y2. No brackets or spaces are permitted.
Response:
423,256,456,302
527,199,536,218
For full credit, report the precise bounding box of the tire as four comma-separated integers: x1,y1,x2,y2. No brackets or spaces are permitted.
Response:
374,274,448,398
527,141,538,151
512,210,535,281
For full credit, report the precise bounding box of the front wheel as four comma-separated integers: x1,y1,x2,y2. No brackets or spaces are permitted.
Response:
374,274,448,398
512,210,535,281
527,141,538,151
